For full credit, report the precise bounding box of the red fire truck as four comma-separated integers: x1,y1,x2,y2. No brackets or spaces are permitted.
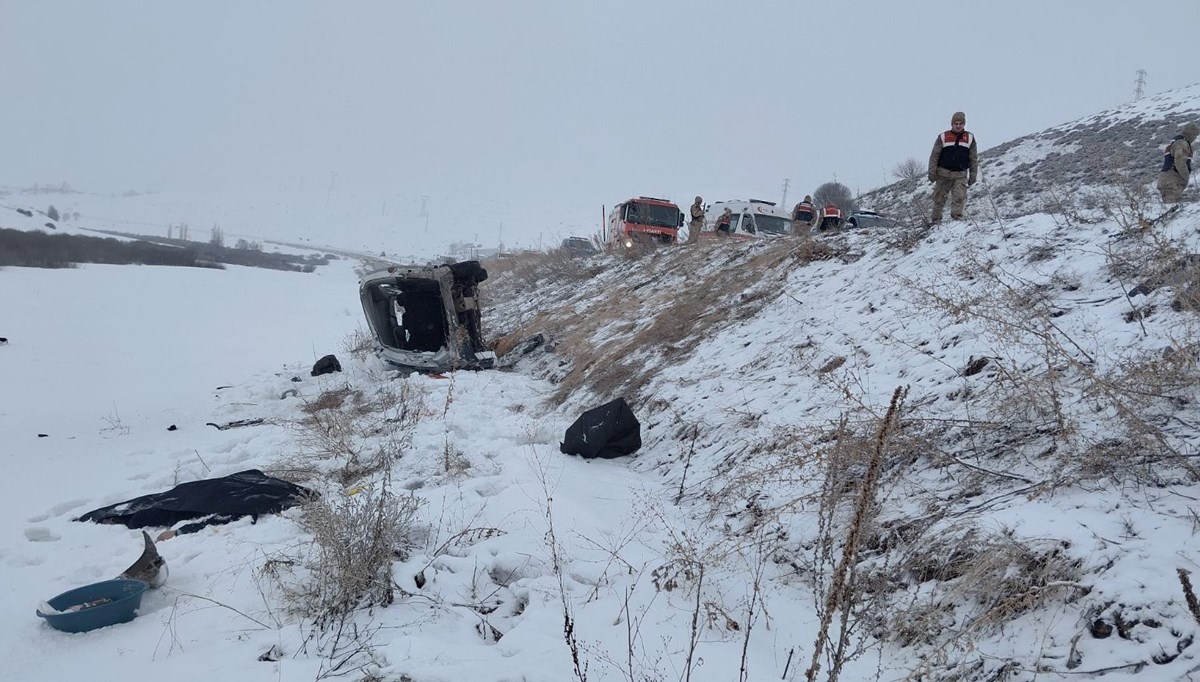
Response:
606,196,683,248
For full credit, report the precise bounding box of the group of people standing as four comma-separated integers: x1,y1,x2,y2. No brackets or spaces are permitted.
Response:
683,195,841,245
789,196,842,235
684,200,752,242
685,110,1195,245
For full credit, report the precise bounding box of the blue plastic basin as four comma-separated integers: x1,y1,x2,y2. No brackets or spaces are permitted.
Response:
37,579,149,633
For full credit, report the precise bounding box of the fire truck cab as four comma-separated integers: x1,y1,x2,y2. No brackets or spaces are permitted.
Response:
607,196,683,248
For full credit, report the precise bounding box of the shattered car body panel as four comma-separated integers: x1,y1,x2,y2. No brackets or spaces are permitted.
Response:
359,260,496,373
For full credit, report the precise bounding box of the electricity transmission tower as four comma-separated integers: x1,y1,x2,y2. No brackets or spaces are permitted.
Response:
1134,70,1147,100
781,178,791,208
419,195,429,232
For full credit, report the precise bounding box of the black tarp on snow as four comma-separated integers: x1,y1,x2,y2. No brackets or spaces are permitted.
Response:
75,469,313,535
560,397,642,459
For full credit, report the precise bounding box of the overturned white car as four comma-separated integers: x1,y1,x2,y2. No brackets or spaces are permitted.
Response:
358,260,496,373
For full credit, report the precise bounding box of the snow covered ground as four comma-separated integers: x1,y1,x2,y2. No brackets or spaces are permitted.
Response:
2,254,819,681
5,198,1200,680
3,89,1200,680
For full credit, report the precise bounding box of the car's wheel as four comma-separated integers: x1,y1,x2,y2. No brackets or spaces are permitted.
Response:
449,260,488,283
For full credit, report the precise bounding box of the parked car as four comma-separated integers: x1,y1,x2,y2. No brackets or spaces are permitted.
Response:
358,260,496,373
845,210,900,230
561,237,599,258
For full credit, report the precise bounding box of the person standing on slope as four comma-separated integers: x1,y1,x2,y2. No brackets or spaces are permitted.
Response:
1157,122,1198,203
818,203,843,231
927,111,979,223
687,196,706,244
791,195,817,237
715,208,733,236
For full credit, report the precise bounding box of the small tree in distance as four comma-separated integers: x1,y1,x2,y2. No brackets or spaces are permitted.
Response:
892,157,925,182
46,205,60,221
813,181,858,215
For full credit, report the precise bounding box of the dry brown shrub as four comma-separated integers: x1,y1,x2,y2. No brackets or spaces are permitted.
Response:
270,477,424,629
302,386,355,414
262,374,430,668
818,356,847,374
278,382,424,486
342,327,374,359
881,528,1085,649
490,331,524,358
1095,172,1165,234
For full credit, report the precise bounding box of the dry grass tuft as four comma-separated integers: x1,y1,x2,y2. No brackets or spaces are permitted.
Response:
342,327,375,360
265,373,429,640
302,386,355,415
881,528,1085,649
279,381,425,486
904,238,1200,485
483,249,605,298
489,331,526,358
491,239,811,404
279,482,423,628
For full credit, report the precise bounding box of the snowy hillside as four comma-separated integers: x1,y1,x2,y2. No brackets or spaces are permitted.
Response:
481,199,1200,680
861,82,1200,225
0,197,92,236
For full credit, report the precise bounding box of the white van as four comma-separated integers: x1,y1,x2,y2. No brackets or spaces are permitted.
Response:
701,199,793,240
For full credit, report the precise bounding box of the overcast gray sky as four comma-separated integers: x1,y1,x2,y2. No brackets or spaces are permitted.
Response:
3,0,1197,248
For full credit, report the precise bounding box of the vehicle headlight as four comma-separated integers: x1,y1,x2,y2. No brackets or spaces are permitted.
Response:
623,238,633,248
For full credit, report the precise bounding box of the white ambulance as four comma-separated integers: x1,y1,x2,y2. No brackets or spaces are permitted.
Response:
701,199,793,241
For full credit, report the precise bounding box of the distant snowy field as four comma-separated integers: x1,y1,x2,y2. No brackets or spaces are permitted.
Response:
0,259,363,433
0,185,583,261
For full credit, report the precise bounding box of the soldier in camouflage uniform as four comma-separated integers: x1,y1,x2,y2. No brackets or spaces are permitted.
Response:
1157,122,1198,203
687,196,705,244
927,111,979,223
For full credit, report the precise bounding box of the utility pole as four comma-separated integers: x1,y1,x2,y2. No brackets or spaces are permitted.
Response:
781,178,791,208
1134,70,1147,100
326,171,337,206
